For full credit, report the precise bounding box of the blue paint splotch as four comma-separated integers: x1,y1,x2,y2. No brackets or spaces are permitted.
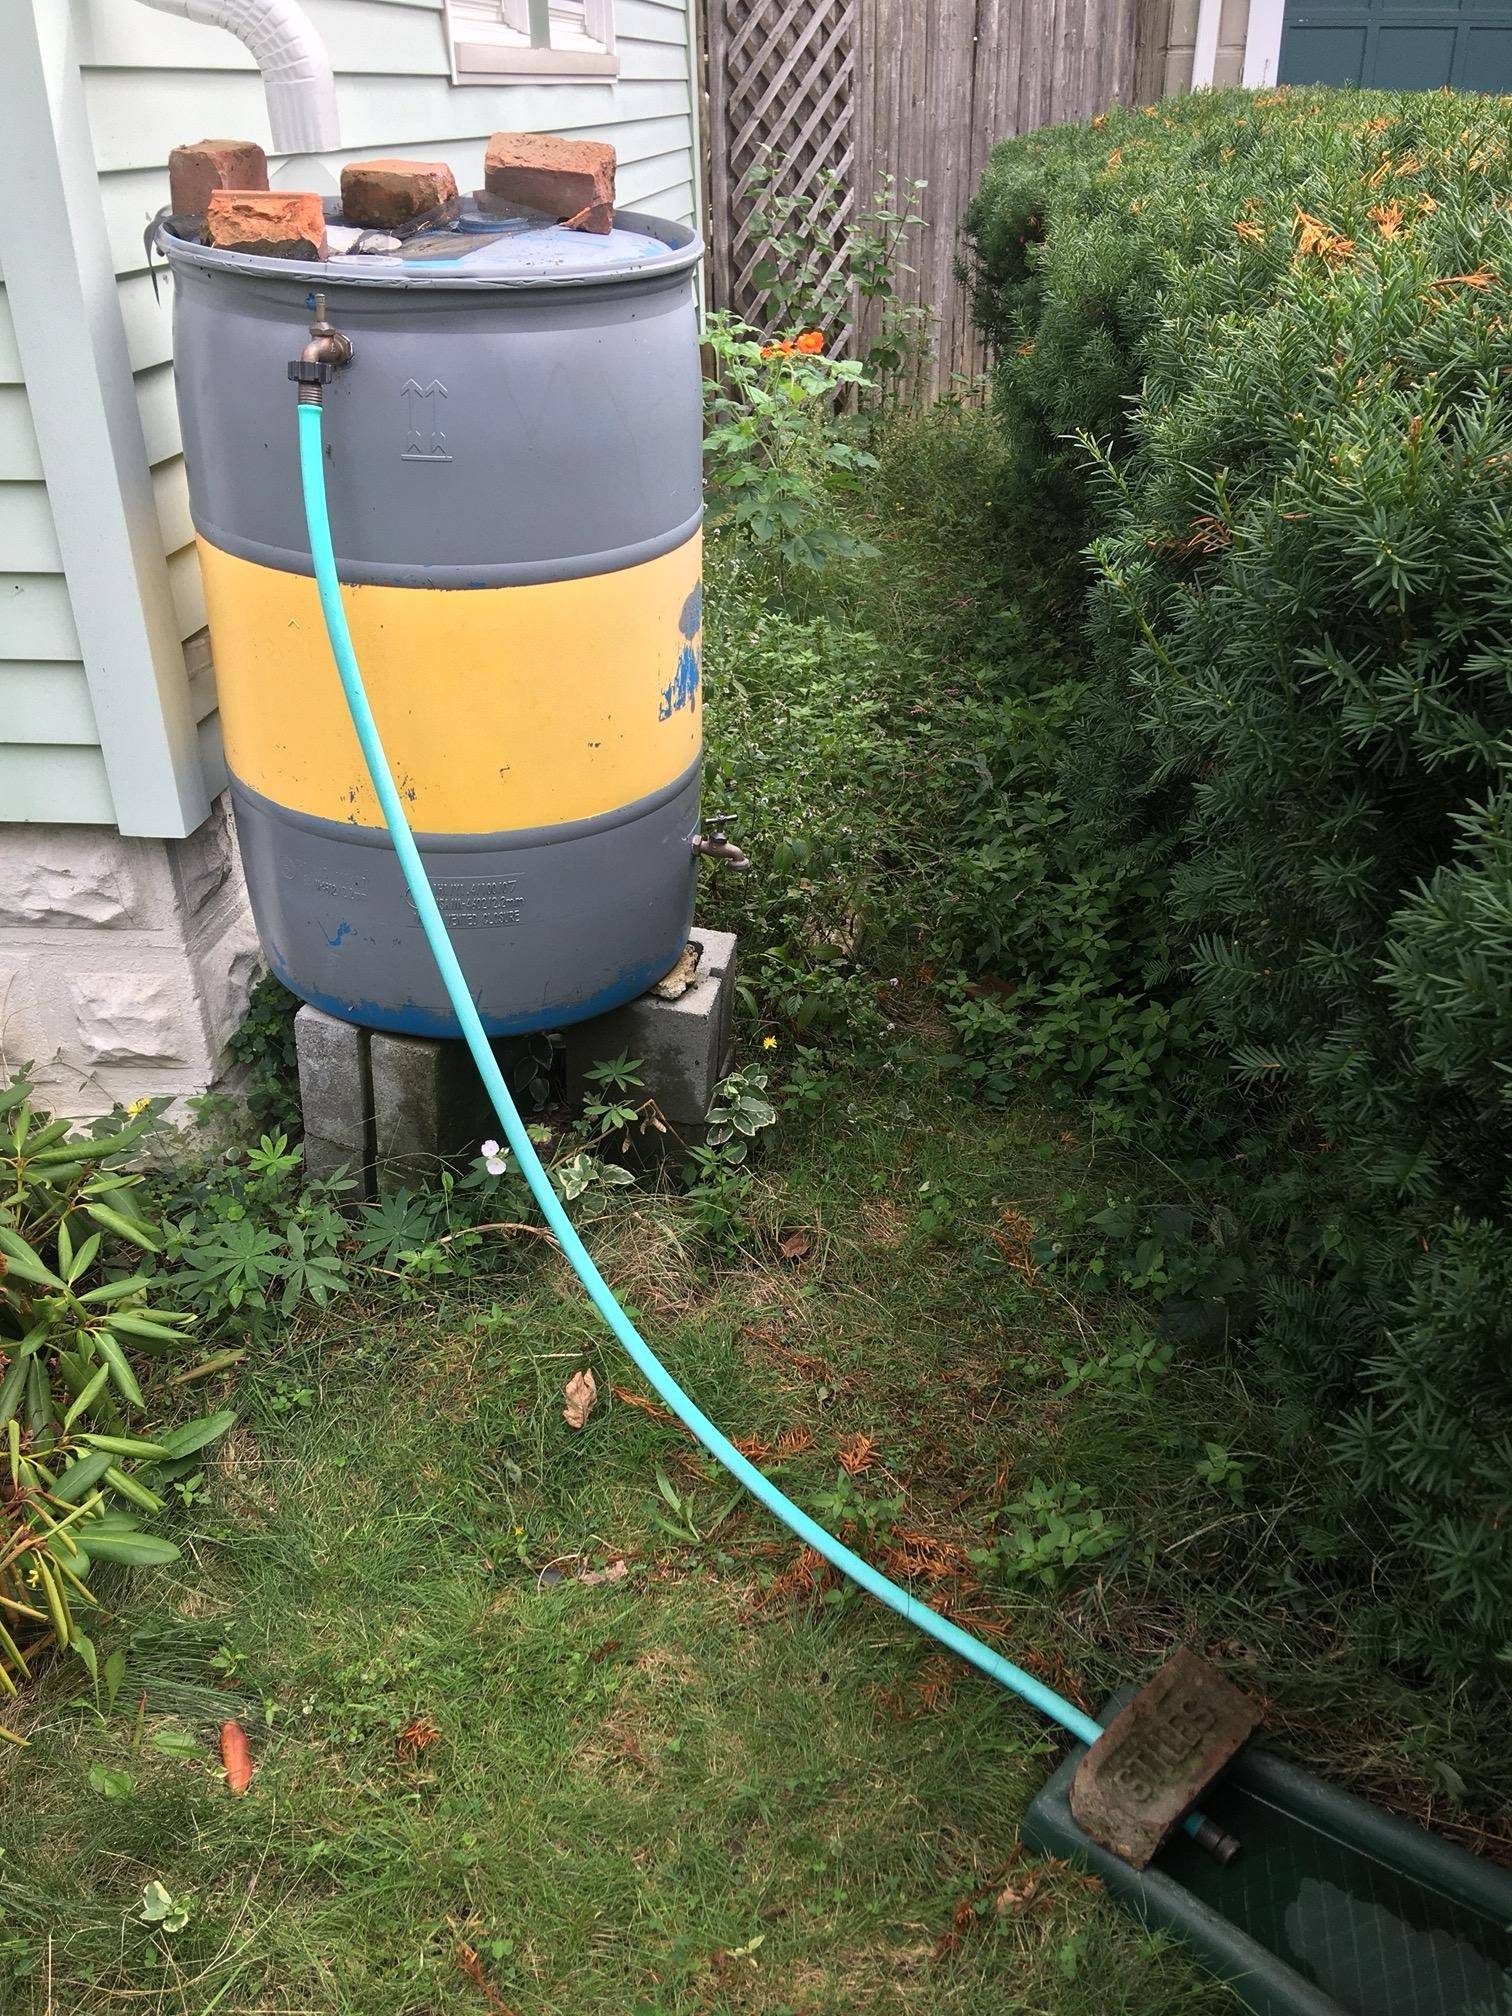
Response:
659,583,703,721
324,920,353,948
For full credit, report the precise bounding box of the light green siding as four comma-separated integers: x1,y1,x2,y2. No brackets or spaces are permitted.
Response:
2,0,699,828
0,271,107,821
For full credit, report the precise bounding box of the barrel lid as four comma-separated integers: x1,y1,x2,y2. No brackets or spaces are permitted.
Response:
158,201,700,291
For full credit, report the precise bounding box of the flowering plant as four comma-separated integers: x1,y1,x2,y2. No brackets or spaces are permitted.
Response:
760,328,827,360
703,313,878,581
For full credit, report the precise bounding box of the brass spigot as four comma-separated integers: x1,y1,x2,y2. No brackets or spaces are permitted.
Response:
288,292,353,404
692,812,750,872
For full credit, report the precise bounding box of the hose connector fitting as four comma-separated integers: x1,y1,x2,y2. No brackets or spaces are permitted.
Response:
288,292,353,405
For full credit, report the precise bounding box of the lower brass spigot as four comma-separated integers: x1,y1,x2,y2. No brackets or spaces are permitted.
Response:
692,813,750,872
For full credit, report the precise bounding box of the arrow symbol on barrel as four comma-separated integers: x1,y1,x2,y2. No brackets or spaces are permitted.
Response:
401,378,451,461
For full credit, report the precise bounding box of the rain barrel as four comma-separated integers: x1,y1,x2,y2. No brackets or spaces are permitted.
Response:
160,206,703,1037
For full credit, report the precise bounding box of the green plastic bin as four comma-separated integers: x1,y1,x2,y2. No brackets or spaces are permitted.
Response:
1025,1699,1512,2015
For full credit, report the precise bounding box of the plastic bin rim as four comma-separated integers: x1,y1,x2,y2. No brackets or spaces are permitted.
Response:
156,208,702,293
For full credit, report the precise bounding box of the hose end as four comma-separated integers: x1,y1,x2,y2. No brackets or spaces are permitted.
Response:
1191,1816,1243,1864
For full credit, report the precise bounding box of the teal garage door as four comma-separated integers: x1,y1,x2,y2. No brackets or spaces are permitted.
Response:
1279,0,1512,87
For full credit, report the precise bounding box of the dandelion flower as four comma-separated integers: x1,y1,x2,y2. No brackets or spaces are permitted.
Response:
762,1034,778,1051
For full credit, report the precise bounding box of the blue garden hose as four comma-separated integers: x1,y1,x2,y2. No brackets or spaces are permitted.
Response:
295,398,1108,1753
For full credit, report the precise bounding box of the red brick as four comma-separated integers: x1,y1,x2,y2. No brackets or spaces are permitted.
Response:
340,158,459,231
168,138,268,217
205,190,328,262
483,132,615,234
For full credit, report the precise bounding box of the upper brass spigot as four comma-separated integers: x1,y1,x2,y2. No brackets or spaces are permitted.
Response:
287,291,354,404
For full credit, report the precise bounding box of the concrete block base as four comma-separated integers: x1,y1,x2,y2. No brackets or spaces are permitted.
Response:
293,928,739,1194
563,927,737,1152
295,1005,375,1193
371,1030,495,1195
294,1008,495,1199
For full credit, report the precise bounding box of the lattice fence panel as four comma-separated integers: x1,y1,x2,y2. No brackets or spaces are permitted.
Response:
704,0,1148,392
705,0,858,347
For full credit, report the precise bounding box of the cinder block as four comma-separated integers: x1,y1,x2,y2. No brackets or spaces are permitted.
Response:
206,190,327,261
564,928,737,1148
295,1005,375,1197
482,132,615,233
370,1031,495,1194
340,158,458,230
168,138,268,217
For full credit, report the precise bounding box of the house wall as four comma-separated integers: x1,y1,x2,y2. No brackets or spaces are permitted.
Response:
0,0,701,1115
1142,0,1256,94
0,279,116,823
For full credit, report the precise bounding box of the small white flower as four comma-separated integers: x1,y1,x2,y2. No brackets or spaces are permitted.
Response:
481,1138,508,1176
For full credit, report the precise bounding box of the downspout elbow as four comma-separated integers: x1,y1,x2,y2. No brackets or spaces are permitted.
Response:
133,0,340,153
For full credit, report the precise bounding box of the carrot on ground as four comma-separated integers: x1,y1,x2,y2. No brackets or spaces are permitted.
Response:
220,1719,253,1795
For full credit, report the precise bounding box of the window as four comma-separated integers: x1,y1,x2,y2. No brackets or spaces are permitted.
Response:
445,0,617,82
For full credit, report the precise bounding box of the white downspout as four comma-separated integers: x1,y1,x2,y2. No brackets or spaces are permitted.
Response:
133,0,340,153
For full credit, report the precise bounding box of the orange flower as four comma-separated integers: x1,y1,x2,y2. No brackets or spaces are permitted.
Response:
795,329,825,354
1368,200,1407,241
760,340,795,360
1294,208,1355,266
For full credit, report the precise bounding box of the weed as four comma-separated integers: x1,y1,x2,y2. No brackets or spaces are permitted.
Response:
226,973,302,1139
970,1479,1126,1592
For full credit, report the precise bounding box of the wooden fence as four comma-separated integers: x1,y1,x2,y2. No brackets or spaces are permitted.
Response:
703,0,1151,390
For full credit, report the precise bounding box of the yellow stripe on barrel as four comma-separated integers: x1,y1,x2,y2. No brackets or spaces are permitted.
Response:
199,534,702,834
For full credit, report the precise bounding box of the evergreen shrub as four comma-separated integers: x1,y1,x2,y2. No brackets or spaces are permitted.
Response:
962,87,1512,1672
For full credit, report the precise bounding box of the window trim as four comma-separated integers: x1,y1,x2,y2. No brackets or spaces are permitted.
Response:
444,0,618,84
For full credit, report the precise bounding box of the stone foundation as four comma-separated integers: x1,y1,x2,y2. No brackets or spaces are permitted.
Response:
0,794,262,1118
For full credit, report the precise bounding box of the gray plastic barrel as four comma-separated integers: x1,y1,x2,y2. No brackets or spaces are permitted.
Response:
161,207,703,1036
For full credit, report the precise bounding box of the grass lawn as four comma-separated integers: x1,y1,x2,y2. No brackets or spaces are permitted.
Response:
3,1057,1494,2016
